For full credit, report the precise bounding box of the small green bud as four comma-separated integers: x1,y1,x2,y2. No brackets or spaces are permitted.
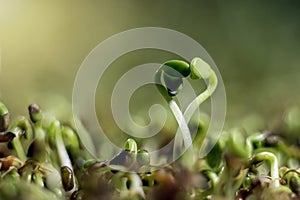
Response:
124,138,137,153
48,120,60,147
137,149,150,166
28,104,42,123
0,102,9,132
227,128,249,158
243,174,256,189
206,141,222,168
61,126,80,157
15,116,33,140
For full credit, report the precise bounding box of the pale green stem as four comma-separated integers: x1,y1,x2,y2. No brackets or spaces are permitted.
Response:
170,100,195,164
245,133,267,157
173,69,217,159
183,71,217,122
52,120,77,191
251,152,279,187
10,126,27,162
53,120,72,168
12,137,27,162
204,170,219,189
155,66,193,160
169,100,193,150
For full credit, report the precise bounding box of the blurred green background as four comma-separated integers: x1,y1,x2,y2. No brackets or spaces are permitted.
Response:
0,0,300,130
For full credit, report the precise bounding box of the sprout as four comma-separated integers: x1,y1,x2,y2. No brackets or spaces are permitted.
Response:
155,57,218,160
201,170,219,196
0,179,58,200
109,138,138,169
226,128,250,159
183,57,218,125
280,168,300,195
49,120,76,191
155,60,193,157
28,104,42,124
0,101,10,132
44,163,63,198
10,126,27,162
61,126,80,160
27,104,52,162
249,151,280,187
245,132,268,156
124,138,138,154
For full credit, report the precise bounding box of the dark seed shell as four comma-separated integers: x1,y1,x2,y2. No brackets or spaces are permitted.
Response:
61,166,74,191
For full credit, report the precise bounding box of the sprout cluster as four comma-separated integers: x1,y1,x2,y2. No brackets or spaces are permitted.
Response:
0,58,299,200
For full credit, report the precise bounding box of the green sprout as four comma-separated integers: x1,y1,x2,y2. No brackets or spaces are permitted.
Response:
0,101,10,132
109,138,152,173
61,126,80,161
109,138,138,170
10,125,27,162
124,138,138,153
155,59,192,155
49,120,76,192
280,168,300,195
249,151,280,187
28,104,43,124
184,57,218,122
0,102,15,143
155,57,218,159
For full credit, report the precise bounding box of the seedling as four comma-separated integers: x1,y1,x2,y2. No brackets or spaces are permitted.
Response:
0,102,9,132
155,57,218,158
249,151,280,187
